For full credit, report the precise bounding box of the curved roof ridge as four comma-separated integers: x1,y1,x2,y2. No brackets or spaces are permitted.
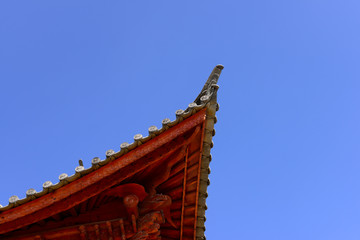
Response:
0,65,224,240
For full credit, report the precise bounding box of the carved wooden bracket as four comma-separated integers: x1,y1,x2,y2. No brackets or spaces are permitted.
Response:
103,183,176,239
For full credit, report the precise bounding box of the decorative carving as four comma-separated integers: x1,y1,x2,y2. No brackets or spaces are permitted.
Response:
103,183,176,239
140,194,176,229
130,211,164,240
193,64,223,105
4,175,179,239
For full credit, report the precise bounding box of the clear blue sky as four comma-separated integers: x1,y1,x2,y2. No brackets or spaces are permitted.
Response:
1,1,359,239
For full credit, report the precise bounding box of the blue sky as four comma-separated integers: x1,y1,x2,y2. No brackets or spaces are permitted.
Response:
1,1,360,239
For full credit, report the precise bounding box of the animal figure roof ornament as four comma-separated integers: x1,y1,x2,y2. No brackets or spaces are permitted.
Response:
0,65,223,240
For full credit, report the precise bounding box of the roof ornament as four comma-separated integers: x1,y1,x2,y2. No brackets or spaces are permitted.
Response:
75,165,85,175
42,181,53,193
148,126,158,137
193,64,223,106
78,159,84,167
9,196,19,205
26,189,37,200
162,118,171,130
59,173,69,183
134,134,144,146
106,149,115,158
91,157,101,169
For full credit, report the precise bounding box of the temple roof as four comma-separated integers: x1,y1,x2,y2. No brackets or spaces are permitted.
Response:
0,65,223,240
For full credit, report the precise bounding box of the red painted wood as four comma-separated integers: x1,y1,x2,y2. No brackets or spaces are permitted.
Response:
0,109,206,235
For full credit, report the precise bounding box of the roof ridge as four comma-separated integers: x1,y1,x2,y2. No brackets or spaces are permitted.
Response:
0,100,207,211
193,64,223,105
0,65,223,240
